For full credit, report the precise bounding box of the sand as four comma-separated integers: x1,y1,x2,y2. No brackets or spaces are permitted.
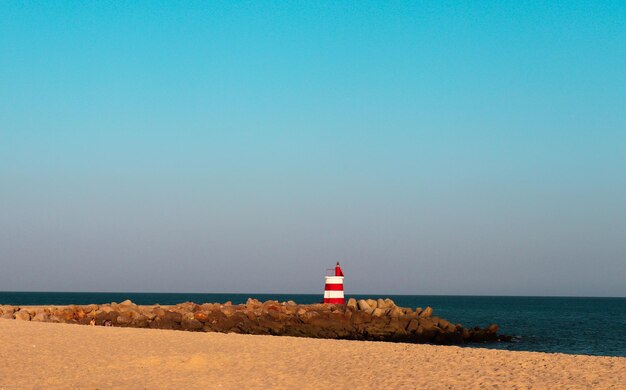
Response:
0,319,624,389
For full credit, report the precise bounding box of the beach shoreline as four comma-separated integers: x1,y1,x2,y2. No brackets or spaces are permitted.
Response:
1,319,624,389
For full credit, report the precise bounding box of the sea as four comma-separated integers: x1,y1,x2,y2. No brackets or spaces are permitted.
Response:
1,292,624,358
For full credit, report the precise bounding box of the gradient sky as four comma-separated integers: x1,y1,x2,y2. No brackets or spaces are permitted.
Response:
1,1,625,296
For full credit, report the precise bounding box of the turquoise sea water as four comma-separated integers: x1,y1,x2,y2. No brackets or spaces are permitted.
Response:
1,292,624,357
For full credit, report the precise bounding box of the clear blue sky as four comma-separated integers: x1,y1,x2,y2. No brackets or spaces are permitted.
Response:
1,1,625,296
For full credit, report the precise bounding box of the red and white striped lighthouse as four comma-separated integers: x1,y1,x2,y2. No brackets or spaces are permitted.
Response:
323,262,345,304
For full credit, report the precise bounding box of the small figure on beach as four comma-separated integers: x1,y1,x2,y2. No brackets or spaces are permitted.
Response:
103,320,113,327
89,318,96,326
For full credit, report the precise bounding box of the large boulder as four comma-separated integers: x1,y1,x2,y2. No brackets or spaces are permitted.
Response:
119,299,134,306
300,310,321,324
97,305,115,314
416,321,438,342
14,309,31,321
371,308,386,318
155,310,182,330
32,312,50,322
83,304,99,314
193,311,211,322
116,311,139,326
437,318,456,332
139,307,157,320
351,310,372,326
406,319,419,333
53,307,78,323
418,306,433,318
357,300,372,313
346,298,358,311
95,309,119,325
181,313,204,331
0,305,15,316
366,299,378,309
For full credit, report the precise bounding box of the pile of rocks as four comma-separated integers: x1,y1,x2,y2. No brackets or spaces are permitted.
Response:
0,298,510,344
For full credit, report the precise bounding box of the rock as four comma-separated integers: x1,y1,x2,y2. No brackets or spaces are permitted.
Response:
222,306,237,317
246,298,261,306
32,312,49,322
131,314,150,328
95,310,119,325
300,311,320,324
357,300,371,312
150,310,182,330
416,321,438,342
351,310,372,325
182,318,203,331
377,298,387,309
139,307,157,320
98,305,115,314
346,298,358,311
83,304,99,313
437,318,456,332
388,317,410,339
175,302,199,312
181,312,204,331
0,305,15,316
14,310,31,321
419,306,433,318
53,307,77,323
74,307,87,322
116,310,143,326
193,311,210,322
1,313,14,320
389,307,404,318
372,308,386,318
384,298,395,307
366,299,378,309
266,306,280,319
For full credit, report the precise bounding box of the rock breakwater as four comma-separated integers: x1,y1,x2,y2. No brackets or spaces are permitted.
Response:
0,298,510,345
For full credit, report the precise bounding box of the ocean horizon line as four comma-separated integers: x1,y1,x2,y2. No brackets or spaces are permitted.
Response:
1,291,625,299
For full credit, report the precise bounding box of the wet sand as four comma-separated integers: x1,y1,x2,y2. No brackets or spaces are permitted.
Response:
1,319,624,389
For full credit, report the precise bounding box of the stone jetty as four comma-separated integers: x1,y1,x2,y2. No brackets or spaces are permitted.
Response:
0,298,510,345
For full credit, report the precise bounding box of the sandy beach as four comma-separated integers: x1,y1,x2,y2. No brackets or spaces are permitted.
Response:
1,319,624,389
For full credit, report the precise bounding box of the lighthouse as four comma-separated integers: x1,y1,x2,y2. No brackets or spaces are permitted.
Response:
323,262,345,304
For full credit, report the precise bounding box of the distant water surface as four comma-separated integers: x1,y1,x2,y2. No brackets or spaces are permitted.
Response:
1,292,624,357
